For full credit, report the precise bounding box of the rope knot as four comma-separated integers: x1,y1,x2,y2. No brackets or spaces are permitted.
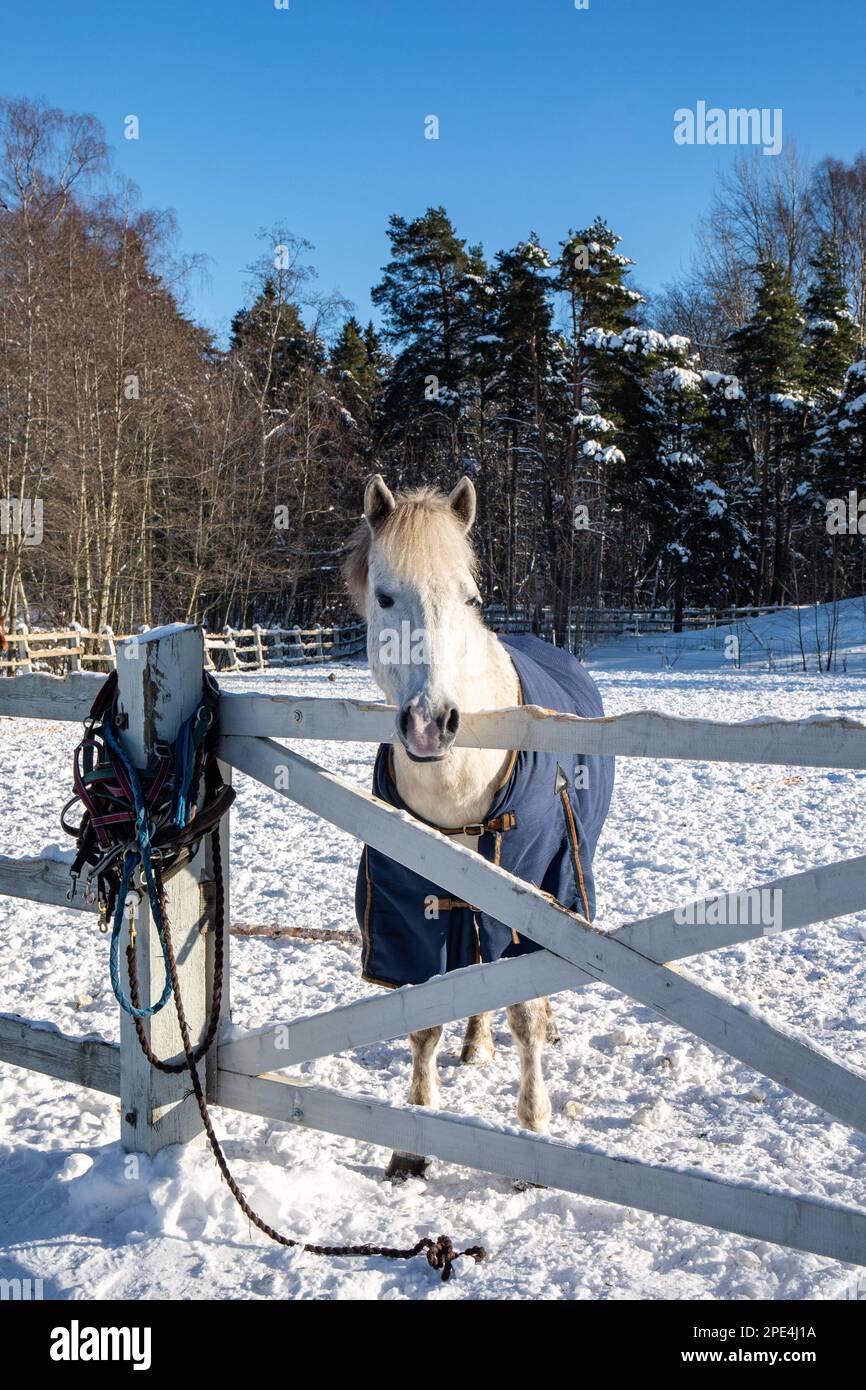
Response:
425,1235,456,1279
424,1235,486,1282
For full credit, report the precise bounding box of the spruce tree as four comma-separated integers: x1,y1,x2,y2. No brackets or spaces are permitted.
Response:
802,236,859,408
329,315,384,417
230,280,323,401
814,351,866,491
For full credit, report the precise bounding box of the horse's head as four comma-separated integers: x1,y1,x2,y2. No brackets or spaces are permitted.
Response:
343,475,485,762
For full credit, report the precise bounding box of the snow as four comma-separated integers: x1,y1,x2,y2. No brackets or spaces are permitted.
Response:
664,366,703,393
584,326,692,358
572,411,614,432
1,599,866,1300
702,371,744,401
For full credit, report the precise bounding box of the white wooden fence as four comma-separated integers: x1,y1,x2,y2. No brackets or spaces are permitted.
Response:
1,625,866,1275
0,620,366,676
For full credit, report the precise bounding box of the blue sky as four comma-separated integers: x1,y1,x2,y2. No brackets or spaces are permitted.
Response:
4,0,865,343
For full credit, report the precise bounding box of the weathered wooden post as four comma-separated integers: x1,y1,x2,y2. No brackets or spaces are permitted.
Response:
223,624,239,672
101,624,116,670
16,623,32,673
115,624,217,1154
203,751,231,1100
252,623,264,671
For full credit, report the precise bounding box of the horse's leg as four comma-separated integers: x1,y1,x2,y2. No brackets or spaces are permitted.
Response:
545,996,560,1046
385,1024,443,1181
461,1011,495,1065
506,998,551,1132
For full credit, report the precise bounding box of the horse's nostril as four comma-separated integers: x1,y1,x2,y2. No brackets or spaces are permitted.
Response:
445,707,460,736
399,707,410,737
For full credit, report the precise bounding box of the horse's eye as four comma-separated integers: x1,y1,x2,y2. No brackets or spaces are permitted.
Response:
376,593,394,609
467,595,482,609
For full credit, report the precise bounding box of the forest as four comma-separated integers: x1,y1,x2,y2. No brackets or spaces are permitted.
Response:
1,95,864,637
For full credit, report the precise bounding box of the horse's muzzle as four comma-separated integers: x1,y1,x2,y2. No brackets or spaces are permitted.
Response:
398,696,460,761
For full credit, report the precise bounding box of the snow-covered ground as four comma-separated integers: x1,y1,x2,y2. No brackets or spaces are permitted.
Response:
1,601,865,1301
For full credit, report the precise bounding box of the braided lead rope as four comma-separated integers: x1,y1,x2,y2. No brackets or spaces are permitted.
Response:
104,701,211,1020
129,807,485,1282
126,823,224,1074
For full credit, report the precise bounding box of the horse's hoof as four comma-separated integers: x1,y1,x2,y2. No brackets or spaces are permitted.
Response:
385,1151,429,1182
460,1041,495,1066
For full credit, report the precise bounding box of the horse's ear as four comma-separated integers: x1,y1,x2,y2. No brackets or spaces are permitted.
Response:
447,477,476,533
364,474,396,532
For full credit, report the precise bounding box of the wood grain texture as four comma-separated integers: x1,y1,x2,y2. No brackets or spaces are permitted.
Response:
0,1013,119,1095
218,693,866,769
117,624,210,1156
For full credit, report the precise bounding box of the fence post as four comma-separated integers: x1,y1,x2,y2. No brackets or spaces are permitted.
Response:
223,625,239,672
203,754,231,1100
252,623,264,671
101,625,116,670
115,624,212,1155
16,624,32,674
68,623,82,673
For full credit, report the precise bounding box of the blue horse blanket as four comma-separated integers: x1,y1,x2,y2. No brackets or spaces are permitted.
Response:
355,634,614,989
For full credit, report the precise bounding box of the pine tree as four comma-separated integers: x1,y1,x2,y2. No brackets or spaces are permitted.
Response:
489,235,560,613
371,207,474,475
552,219,644,624
728,259,808,603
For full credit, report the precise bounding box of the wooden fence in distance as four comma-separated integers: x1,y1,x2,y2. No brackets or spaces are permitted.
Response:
0,621,366,676
0,606,791,676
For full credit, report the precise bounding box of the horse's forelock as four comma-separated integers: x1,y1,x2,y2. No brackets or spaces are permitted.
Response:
342,486,477,613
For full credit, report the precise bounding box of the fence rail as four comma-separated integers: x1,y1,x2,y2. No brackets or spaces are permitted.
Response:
1,625,866,1282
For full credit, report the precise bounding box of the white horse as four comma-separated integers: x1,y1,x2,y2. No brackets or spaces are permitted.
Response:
344,475,554,1179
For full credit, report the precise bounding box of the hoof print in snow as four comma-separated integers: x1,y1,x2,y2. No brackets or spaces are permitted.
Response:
385,1152,429,1183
